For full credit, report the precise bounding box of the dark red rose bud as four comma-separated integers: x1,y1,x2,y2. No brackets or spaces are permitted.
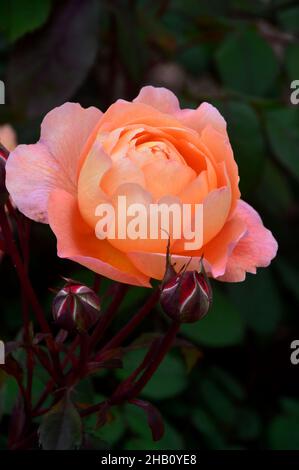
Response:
0,154,8,205
160,245,212,323
52,280,101,332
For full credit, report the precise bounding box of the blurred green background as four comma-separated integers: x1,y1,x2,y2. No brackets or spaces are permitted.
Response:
1,0,299,450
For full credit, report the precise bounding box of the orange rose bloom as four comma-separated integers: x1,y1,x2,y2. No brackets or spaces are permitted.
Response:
6,86,277,286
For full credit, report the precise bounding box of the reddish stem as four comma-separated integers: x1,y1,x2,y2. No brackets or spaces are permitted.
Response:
130,321,180,397
34,284,128,411
32,337,80,413
80,320,180,418
0,206,63,383
89,283,129,351
98,287,160,355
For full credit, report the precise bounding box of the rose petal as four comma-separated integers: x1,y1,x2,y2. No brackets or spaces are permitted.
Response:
128,250,208,280
48,189,150,287
133,86,180,114
218,200,278,282
6,103,102,223
40,102,102,188
200,126,240,213
6,143,66,223
176,102,227,135
142,159,196,200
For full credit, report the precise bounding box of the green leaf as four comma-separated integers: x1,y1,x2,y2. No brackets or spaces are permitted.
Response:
0,0,51,43
115,7,145,83
235,408,261,440
268,398,299,449
255,160,293,214
215,28,279,96
278,6,299,33
116,349,187,399
74,378,96,406
31,373,52,409
1,376,19,416
199,378,236,426
280,397,299,416
210,367,245,401
182,287,244,347
228,270,282,334
266,107,299,182
8,0,101,117
286,44,299,82
268,414,299,450
38,398,82,450
276,259,299,304
177,45,209,75
217,101,266,194
85,407,125,446
192,408,225,449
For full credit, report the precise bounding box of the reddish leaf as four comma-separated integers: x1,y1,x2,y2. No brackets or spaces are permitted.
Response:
130,398,165,441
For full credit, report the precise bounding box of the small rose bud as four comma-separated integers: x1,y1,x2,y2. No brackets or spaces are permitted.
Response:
160,243,212,323
52,280,101,332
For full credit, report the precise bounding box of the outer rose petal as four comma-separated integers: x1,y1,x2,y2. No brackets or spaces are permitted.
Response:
6,143,66,222
200,126,240,214
133,85,226,135
6,103,102,223
176,103,226,135
0,124,17,151
128,251,210,281
40,103,102,188
127,212,246,280
133,86,180,114
218,200,278,282
48,189,151,287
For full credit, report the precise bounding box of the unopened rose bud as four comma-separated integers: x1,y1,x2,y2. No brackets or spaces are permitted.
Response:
0,154,8,205
160,244,212,323
52,280,101,332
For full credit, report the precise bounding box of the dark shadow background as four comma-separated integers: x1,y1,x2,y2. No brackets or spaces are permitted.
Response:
0,0,299,450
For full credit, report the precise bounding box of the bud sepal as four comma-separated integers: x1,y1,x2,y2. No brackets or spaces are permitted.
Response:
160,244,212,323
52,279,101,332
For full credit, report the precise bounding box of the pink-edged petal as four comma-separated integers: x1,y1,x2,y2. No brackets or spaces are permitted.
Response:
6,103,102,223
218,200,278,282
133,86,180,114
40,102,102,188
6,143,69,223
203,215,247,278
175,102,227,135
48,189,151,287
202,186,231,245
